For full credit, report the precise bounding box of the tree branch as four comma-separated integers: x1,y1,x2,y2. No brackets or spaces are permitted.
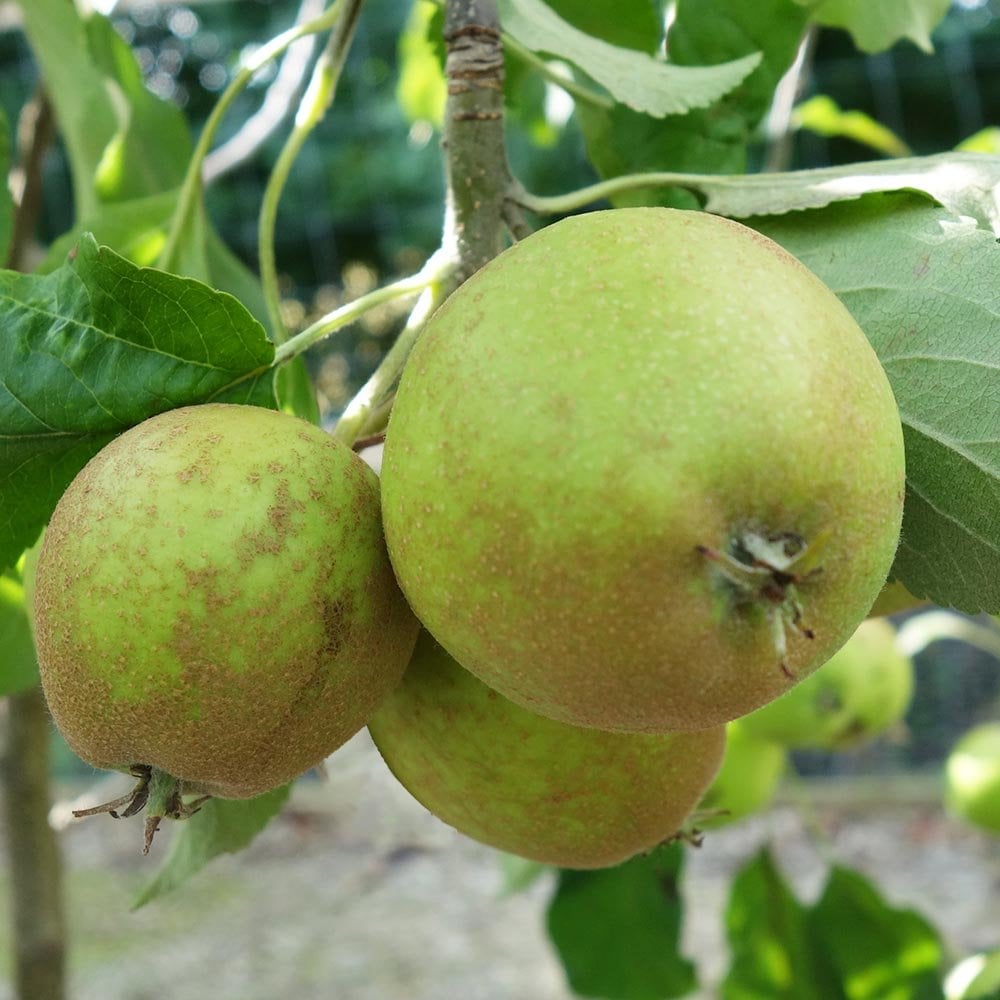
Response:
2,688,66,1000
442,0,510,282
5,87,54,272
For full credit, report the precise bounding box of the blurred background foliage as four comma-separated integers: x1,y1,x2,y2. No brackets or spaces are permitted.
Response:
2,0,1000,783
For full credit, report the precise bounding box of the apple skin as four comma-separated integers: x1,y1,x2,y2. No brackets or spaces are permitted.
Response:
738,619,913,750
381,207,905,733
34,404,419,798
945,724,1000,834
368,631,726,869
696,722,786,828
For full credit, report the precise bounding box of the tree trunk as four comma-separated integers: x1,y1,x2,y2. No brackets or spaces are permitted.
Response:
2,688,67,1000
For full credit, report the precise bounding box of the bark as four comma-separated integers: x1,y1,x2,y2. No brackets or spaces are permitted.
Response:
442,0,511,282
2,688,66,1000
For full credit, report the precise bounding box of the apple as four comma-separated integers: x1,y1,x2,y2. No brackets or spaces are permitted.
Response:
738,618,913,750
381,207,905,732
945,723,1000,834
369,631,725,868
33,404,419,845
696,721,786,827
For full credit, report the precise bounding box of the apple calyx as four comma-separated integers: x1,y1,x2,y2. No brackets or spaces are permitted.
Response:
698,526,828,676
72,765,210,854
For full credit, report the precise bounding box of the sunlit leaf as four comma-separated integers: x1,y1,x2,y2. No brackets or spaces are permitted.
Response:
499,0,761,117
0,235,276,572
794,0,951,54
810,866,945,1000
547,845,696,1000
793,95,911,158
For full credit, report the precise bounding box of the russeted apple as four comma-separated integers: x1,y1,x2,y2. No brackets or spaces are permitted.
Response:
369,632,725,868
382,207,905,733
33,404,418,849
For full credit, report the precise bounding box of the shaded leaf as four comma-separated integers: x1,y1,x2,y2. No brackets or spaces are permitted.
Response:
547,844,696,1000
18,0,190,218
793,95,911,158
82,13,191,203
397,1,446,127
499,0,761,117
795,0,950,55
810,866,945,1000
755,194,1000,613
0,235,276,572
722,849,841,1000
133,785,291,909
545,0,665,52
575,0,808,206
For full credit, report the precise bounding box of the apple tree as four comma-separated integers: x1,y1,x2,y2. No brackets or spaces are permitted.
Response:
2,0,999,998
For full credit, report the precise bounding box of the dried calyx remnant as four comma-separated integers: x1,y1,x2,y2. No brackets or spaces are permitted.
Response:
72,766,209,855
698,526,827,674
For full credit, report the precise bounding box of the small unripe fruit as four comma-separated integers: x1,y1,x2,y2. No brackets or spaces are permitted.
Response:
382,207,905,732
945,723,1000,834
369,632,725,868
739,619,913,750
697,722,786,827
34,404,419,808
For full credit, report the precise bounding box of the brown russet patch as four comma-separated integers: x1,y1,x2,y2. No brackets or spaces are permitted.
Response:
32,404,421,800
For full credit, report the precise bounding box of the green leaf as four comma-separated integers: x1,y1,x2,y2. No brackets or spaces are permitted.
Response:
957,128,1000,155
547,844,696,1000
499,0,761,117
794,0,950,55
546,0,666,52
498,853,550,894
132,785,291,909
722,849,842,1000
0,235,276,573
809,866,945,1000
960,951,1000,999
793,95,911,158
575,0,808,206
17,0,190,217
0,567,40,697
0,105,12,266
41,192,277,329
82,13,191,203
754,194,1000,613
397,1,447,127
682,153,1000,234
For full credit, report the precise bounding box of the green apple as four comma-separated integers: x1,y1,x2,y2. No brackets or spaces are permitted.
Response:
368,632,725,869
34,404,419,840
382,207,905,733
867,579,929,618
697,722,786,827
739,619,913,750
945,724,1000,834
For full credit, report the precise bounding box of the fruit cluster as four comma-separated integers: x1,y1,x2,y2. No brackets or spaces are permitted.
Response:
33,208,909,861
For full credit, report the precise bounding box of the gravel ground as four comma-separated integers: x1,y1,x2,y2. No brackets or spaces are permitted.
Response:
2,733,998,1000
